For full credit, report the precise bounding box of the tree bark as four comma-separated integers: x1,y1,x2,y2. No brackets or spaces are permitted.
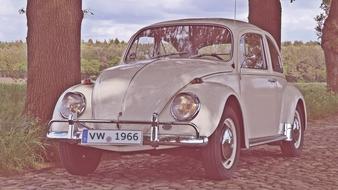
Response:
26,0,83,122
248,0,282,50
321,0,338,92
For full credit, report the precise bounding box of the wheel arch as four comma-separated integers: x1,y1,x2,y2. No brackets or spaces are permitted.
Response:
224,95,246,148
296,98,307,130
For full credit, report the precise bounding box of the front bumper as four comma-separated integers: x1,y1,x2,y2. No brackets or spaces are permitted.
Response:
47,113,208,147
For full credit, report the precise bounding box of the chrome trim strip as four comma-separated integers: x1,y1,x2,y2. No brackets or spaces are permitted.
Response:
48,119,200,137
284,123,293,141
46,132,208,147
144,135,208,146
150,113,160,145
249,135,287,147
47,112,204,147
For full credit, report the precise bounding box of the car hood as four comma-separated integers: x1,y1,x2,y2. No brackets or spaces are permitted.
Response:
92,59,233,120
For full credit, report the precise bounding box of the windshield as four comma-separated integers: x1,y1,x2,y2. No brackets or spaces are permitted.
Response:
125,25,232,63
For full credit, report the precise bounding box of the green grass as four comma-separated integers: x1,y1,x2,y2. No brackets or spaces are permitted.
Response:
296,83,338,120
0,84,45,175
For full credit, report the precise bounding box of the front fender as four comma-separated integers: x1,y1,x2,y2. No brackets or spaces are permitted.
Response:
159,82,240,138
49,84,94,132
280,84,307,129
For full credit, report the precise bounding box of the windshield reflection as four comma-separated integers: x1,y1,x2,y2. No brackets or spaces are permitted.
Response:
125,25,232,63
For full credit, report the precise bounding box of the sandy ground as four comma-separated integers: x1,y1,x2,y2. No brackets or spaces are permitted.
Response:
0,77,26,84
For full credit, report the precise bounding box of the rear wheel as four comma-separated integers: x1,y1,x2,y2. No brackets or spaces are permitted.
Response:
280,106,305,157
202,107,241,179
59,142,102,175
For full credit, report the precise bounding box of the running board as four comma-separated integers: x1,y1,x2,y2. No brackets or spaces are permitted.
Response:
249,135,287,147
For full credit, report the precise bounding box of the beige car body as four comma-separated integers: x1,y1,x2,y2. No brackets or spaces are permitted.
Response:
47,18,307,152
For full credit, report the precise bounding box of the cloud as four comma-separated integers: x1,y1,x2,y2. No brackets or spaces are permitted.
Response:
281,0,321,41
0,0,27,41
0,0,323,42
0,0,21,16
82,19,142,42
82,0,248,41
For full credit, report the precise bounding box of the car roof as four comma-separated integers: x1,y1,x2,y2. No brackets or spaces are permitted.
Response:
147,18,262,32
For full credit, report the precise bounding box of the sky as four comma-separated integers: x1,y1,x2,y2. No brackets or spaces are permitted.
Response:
0,0,322,42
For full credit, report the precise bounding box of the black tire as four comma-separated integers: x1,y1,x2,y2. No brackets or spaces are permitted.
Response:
280,106,305,157
59,142,102,175
202,106,241,180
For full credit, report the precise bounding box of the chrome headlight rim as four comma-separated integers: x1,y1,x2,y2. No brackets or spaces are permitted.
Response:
170,92,201,121
60,92,86,118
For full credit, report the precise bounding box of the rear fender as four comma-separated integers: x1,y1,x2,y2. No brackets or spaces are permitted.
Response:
280,84,307,129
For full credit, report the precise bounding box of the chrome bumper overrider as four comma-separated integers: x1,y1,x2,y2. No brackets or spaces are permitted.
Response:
47,113,208,147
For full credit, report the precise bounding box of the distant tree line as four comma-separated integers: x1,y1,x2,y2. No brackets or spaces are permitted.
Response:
0,40,326,82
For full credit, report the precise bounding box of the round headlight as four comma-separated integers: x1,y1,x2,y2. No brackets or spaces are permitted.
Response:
170,92,200,121
60,92,86,118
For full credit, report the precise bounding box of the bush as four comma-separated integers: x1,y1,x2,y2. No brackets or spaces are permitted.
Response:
296,83,338,120
0,84,45,174
81,58,101,76
0,120,45,174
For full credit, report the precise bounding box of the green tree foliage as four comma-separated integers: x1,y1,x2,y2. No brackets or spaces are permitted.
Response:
0,40,326,82
0,41,27,77
80,40,125,76
282,41,326,82
315,0,331,39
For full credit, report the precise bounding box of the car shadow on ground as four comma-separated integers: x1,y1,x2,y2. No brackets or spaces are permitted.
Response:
71,145,287,181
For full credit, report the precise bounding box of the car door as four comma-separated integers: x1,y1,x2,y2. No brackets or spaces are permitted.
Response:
265,34,287,132
239,32,281,139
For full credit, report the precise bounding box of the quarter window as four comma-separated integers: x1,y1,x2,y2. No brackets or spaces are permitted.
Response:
267,37,283,73
240,33,267,70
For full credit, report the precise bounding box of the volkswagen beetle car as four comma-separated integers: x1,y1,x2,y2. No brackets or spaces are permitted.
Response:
47,18,307,179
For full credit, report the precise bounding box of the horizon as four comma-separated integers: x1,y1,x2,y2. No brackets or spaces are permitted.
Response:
0,0,322,42
0,39,321,44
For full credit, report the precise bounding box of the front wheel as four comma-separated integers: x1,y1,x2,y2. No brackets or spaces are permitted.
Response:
280,106,305,157
59,142,102,176
201,107,241,180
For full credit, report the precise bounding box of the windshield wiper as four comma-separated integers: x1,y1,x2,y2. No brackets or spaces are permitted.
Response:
152,52,188,59
190,53,230,61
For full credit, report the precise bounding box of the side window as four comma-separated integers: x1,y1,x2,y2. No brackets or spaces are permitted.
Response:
240,33,267,70
267,37,283,73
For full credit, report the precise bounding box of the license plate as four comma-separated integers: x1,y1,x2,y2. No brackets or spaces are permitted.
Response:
81,129,143,145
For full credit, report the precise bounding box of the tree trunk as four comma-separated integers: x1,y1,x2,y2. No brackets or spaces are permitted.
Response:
26,0,83,122
321,0,338,93
248,0,282,50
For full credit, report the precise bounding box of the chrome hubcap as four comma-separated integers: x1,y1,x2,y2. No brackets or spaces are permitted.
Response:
293,111,302,149
221,118,237,169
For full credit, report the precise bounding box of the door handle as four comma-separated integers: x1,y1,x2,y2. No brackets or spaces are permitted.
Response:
268,78,277,83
